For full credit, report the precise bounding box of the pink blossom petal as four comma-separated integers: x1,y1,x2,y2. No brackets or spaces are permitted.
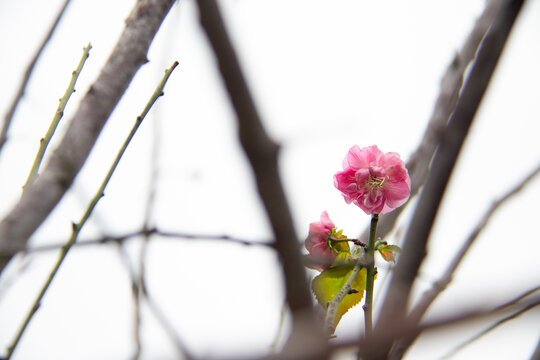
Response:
334,145,411,214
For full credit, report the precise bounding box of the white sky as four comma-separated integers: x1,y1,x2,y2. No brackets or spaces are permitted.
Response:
0,0,539,359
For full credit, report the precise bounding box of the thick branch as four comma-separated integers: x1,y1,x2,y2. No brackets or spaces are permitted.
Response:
373,0,526,357
390,163,540,359
195,0,323,355
0,0,176,271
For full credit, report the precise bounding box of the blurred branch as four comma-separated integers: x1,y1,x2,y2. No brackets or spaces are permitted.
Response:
531,338,540,360
410,162,540,321
358,0,499,243
0,0,177,272
337,287,540,359
3,62,178,360
374,0,526,358
0,0,72,155
195,0,319,348
117,242,195,360
384,162,540,358
22,43,92,193
21,228,275,255
439,301,539,359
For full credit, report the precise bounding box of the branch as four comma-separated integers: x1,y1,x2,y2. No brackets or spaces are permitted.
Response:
195,0,319,345
0,0,72,155
440,303,539,359
3,62,178,360
358,0,499,243
116,242,195,360
20,228,275,255
334,288,540,359
374,0,526,357
410,162,540,321
324,262,365,336
0,0,176,273
384,162,540,358
22,43,92,193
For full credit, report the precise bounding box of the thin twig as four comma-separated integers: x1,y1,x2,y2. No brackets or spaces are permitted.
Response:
439,302,540,360
144,290,195,360
117,241,195,360
0,0,177,272
270,300,288,353
132,61,166,360
343,288,540,359
22,43,92,194
324,262,365,336
0,0,72,155
410,163,540,322
19,228,275,255
389,163,540,359
195,0,317,339
3,62,178,360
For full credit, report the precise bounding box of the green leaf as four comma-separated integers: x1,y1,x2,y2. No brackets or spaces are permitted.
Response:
312,265,367,329
378,244,401,263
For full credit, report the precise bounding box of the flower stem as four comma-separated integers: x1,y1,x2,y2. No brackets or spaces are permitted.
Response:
363,213,379,337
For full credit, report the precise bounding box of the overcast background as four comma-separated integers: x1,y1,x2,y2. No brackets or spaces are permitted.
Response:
0,0,539,359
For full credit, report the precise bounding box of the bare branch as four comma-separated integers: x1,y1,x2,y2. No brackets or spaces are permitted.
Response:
117,242,195,360
22,43,92,193
358,0,499,243
19,228,275,255
334,289,540,359
531,338,540,360
0,0,72,155
3,62,178,359
195,0,320,347
410,163,540,322
0,0,177,272
374,0,526,357
383,163,540,358
439,302,539,360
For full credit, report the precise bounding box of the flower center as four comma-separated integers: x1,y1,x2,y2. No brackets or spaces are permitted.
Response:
367,176,385,190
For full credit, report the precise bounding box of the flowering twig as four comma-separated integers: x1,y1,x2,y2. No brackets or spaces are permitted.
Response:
4,62,178,360
0,0,72,155
0,0,176,272
363,214,379,337
22,43,92,193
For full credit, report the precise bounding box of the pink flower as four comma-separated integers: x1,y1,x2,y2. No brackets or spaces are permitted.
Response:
334,145,411,215
305,211,337,266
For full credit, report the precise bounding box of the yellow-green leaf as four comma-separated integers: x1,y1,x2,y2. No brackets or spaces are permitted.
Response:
312,265,367,329
378,244,401,263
